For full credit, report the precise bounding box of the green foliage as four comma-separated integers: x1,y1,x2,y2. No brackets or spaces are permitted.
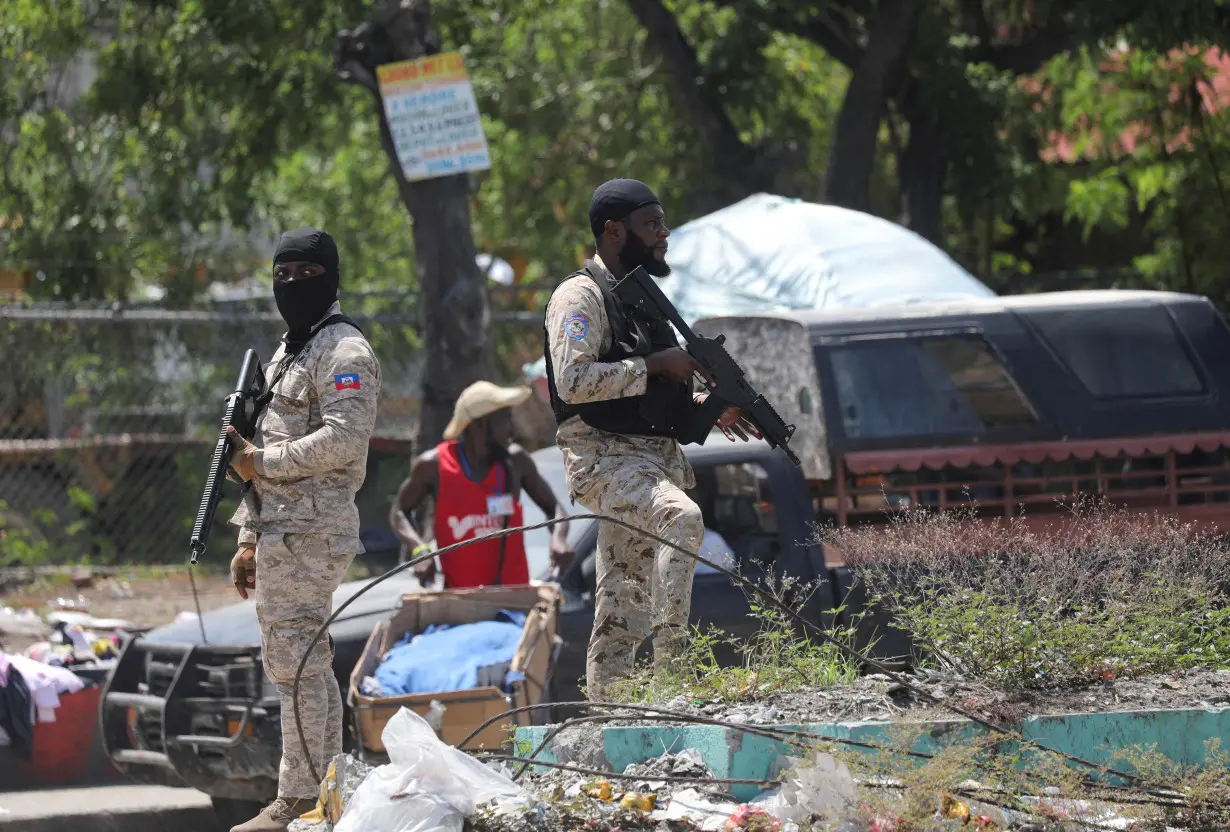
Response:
896,583,1230,690
1041,43,1230,257
6,0,1230,310
837,504,1230,691
609,574,864,705
3,0,854,303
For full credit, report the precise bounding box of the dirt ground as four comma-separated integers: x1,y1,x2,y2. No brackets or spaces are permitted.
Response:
0,568,236,654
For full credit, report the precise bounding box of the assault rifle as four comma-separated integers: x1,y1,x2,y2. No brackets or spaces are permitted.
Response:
612,265,802,467
189,349,267,564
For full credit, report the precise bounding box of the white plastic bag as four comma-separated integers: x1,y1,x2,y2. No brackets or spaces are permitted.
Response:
335,707,527,832
753,751,859,823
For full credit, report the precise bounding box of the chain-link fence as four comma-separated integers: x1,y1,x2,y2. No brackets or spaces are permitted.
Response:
0,292,548,568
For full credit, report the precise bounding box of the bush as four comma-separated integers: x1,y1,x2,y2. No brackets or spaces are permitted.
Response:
828,500,1230,690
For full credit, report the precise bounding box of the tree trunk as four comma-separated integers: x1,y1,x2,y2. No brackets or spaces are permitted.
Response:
823,0,924,211
622,0,770,198
897,85,946,244
335,0,493,452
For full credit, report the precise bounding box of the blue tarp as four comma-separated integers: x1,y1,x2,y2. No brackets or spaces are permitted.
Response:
524,194,994,379
374,609,528,696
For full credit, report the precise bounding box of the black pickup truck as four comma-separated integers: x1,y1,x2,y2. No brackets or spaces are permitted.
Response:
100,437,850,823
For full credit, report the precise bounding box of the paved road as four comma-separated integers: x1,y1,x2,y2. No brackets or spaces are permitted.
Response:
0,785,220,832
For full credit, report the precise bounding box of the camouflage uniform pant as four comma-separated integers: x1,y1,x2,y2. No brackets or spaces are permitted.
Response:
255,533,356,799
559,424,703,700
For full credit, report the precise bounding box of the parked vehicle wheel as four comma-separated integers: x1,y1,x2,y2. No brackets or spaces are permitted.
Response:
211,797,266,830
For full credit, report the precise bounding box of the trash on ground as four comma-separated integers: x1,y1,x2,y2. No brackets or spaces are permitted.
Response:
650,787,742,830
0,607,50,638
724,804,782,832
619,792,657,811
288,754,376,832
753,750,860,824
334,707,529,832
622,747,715,793
583,779,614,801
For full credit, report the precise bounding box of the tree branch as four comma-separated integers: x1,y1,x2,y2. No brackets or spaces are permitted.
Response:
823,0,924,210
709,0,864,69
971,1,1153,75
959,0,994,48
622,0,756,174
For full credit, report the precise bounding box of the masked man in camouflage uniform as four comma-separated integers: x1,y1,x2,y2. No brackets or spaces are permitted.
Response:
224,227,381,832
543,179,758,700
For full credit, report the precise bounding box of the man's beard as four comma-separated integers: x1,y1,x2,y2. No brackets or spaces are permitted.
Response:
619,232,671,277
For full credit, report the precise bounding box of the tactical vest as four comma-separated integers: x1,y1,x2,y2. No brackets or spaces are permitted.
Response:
543,261,694,438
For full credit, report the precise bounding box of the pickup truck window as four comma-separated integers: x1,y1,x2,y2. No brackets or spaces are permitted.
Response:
825,335,1037,441
1022,307,1204,398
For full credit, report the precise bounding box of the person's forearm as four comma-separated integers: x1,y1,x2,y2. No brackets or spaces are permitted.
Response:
390,507,427,550
550,504,570,542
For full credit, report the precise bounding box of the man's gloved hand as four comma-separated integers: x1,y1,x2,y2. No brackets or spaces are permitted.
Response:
231,545,256,599
225,425,259,482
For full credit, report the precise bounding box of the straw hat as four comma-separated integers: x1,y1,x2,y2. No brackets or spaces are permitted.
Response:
442,381,532,441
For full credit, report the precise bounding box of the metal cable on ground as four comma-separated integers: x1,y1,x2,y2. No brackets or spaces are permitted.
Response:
471,753,781,788
291,513,1168,793
456,701,1184,809
467,755,1077,832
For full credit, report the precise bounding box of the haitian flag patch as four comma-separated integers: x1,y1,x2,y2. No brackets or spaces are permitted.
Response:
334,373,361,391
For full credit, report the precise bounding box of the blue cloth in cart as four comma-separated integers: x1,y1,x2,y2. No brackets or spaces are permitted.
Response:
374,609,527,696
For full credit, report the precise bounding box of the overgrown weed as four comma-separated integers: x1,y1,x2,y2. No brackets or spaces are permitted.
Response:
828,499,1230,690
610,567,865,704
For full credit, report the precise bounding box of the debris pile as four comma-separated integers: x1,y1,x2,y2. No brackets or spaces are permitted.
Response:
290,754,376,831
614,667,1230,726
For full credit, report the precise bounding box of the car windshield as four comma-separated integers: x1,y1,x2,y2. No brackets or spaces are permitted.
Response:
520,448,589,579
824,334,1038,442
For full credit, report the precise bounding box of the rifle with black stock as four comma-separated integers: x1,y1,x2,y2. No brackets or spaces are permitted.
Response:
612,265,802,467
189,349,267,564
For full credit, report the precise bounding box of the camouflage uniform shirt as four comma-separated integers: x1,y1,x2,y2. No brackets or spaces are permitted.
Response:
545,255,694,497
229,301,382,551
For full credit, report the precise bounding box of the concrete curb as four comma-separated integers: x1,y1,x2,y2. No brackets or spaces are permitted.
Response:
0,786,219,832
515,707,1230,801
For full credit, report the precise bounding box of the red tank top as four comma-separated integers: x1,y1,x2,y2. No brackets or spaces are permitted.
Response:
432,441,529,588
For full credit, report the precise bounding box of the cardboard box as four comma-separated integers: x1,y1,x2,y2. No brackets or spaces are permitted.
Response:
349,584,561,753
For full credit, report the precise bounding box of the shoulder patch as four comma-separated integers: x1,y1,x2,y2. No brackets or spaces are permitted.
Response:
564,313,588,340
334,373,361,391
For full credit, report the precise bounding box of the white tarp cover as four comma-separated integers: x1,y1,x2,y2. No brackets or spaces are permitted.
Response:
523,193,994,378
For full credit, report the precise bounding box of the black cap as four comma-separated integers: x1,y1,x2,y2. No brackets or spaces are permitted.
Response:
588,179,660,238
273,226,339,275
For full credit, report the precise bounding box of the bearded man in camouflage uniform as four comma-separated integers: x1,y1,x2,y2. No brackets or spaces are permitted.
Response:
224,226,381,832
543,180,757,700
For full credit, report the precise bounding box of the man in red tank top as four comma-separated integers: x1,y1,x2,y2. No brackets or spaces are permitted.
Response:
390,381,573,588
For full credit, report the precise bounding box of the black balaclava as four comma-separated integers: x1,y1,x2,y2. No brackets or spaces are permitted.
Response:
588,179,670,277
272,226,340,348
